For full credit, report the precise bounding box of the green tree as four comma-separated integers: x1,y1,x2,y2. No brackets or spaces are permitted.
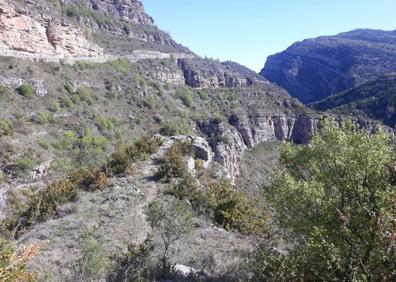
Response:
254,120,396,281
146,197,193,278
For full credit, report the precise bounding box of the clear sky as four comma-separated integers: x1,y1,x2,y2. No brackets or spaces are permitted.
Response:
142,0,396,72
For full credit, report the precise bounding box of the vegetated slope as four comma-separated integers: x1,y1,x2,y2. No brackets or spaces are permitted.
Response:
311,73,396,127
1,1,382,281
260,29,396,103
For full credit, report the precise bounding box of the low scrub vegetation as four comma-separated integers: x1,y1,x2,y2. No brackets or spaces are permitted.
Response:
107,136,163,175
0,239,39,281
17,84,33,98
157,142,267,235
0,135,162,239
0,120,13,137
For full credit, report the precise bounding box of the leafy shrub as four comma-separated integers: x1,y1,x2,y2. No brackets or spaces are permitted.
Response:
107,136,163,175
160,119,190,136
71,61,97,71
64,81,74,94
0,239,38,281
0,120,13,137
109,59,132,74
147,198,193,277
14,157,35,177
198,90,209,100
75,86,94,105
60,96,74,108
37,139,50,150
0,178,79,238
17,84,33,97
109,236,154,281
181,93,193,107
50,101,61,112
202,181,267,235
68,168,109,191
156,143,189,183
34,111,53,124
73,229,104,281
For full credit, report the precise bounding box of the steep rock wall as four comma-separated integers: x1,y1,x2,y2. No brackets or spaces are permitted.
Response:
0,1,103,58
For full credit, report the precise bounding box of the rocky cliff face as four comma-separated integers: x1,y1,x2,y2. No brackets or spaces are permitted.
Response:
64,0,154,25
179,58,266,88
198,113,320,182
0,1,103,58
260,29,396,103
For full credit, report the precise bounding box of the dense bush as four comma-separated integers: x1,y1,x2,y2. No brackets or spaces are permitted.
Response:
253,120,396,280
109,59,132,74
160,119,191,136
155,143,190,182
200,180,267,235
107,136,163,175
0,178,78,238
158,144,267,235
0,120,13,137
17,84,33,97
109,236,154,282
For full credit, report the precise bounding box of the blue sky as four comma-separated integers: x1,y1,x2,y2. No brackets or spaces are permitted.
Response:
142,0,396,72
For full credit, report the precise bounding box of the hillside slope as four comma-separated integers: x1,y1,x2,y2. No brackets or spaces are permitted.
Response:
311,73,396,127
260,29,396,103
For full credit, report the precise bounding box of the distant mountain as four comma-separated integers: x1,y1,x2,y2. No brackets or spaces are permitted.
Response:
260,29,396,103
311,73,396,127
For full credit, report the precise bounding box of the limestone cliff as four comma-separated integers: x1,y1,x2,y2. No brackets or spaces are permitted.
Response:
0,1,103,58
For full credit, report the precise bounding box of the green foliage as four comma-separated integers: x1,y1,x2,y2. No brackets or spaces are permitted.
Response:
75,86,94,105
201,180,267,235
109,59,132,74
64,81,74,94
255,120,396,280
50,101,61,112
107,136,163,175
156,143,190,183
0,178,78,238
64,4,115,26
160,119,190,136
14,157,35,177
34,111,54,124
71,61,97,72
0,120,13,137
109,236,154,282
0,239,37,281
198,90,209,100
17,84,33,97
54,129,108,168
0,171,4,184
60,96,74,108
147,197,193,277
73,229,104,281
0,84,6,97
37,139,50,150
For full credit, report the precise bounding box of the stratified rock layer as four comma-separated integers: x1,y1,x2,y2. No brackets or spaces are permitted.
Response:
0,1,103,58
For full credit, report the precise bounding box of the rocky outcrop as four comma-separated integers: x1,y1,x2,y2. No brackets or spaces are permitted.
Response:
0,2,103,58
198,114,320,181
178,58,266,88
261,29,396,103
63,0,154,25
